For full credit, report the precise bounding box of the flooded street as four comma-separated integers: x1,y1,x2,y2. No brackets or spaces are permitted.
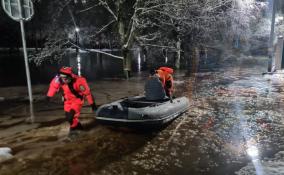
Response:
1,56,284,175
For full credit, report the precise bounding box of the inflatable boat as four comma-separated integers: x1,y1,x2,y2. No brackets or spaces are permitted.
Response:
95,96,189,126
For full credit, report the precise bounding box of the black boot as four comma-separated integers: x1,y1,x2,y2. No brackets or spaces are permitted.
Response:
68,122,83,138
74,122,83,130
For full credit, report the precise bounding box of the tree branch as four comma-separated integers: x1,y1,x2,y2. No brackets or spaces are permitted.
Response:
77,3,100,14
140,43,176,50
69,41,123,59
90,19,116,38
98,0,118,21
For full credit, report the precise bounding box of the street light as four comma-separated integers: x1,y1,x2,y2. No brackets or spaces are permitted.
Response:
75,27,81,76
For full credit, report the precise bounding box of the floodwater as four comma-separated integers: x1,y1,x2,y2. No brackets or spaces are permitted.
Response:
1,56,284,175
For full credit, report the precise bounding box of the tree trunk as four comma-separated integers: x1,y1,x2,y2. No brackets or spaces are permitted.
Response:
191,47,199,75
118,0,132,79
118,20,132,78
122,48,131,79
175,37,181,69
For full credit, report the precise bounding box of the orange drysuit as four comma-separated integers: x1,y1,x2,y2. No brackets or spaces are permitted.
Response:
156,67,174,97
47,69,94,129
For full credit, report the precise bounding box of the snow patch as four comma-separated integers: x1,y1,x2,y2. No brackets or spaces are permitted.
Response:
0,147,13,163
173,80,185,85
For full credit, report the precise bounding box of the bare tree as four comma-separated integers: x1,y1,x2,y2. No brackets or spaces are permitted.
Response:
30,0,267,73
134,0,236,68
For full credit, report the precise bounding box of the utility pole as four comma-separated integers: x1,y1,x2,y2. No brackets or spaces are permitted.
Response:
268,0,277,72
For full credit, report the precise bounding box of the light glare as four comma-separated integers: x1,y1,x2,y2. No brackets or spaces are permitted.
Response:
246,145,259,158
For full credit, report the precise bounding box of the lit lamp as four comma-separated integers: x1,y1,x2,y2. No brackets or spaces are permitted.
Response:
75,27,81,76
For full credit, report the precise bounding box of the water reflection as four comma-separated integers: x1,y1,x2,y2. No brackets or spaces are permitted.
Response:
137,51,141,72
252,159,264,175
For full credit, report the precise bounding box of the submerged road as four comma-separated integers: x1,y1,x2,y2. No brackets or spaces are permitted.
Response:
0,56,284,175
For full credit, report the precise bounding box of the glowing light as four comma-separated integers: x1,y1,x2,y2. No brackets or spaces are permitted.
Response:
138,51,141,72
75,27,80,32
77,55,81,62
246,145,259,159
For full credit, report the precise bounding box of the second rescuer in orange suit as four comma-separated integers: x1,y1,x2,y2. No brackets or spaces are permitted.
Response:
46,67,97,132
156,66,174,98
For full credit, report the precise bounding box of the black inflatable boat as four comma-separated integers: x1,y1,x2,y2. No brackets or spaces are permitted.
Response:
95,96,189,126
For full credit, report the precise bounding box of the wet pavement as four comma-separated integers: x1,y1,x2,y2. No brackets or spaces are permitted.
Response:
0,56,284,175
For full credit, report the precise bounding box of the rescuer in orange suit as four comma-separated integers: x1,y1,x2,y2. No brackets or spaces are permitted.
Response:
46,66,97,134
156,66,174,99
